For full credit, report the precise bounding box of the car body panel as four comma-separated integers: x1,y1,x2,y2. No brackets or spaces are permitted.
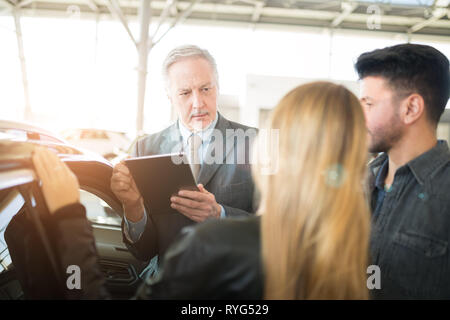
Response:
0,121,147,299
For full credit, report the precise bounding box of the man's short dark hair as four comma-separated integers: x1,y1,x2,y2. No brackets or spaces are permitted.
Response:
355,43,450,125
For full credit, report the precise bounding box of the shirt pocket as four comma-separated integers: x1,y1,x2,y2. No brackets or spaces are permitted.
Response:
387,230,448,297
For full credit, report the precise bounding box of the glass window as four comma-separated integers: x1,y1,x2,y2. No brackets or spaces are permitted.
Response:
0,189,25,273
79,189,121,226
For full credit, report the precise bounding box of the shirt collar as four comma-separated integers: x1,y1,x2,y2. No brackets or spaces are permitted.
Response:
178,111,219,144
369,140,450,186
369,152,388,181
374,158,389,191
406,140,450,185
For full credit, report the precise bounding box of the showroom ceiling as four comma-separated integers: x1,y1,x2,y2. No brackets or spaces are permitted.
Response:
1,0,449,36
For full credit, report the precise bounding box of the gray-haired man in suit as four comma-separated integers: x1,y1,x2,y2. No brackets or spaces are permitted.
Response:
111,45,257,263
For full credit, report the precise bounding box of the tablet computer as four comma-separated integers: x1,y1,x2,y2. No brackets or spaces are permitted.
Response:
124,153,199,216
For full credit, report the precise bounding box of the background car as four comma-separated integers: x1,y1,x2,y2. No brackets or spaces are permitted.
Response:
0,121,148,299
60,128,132,162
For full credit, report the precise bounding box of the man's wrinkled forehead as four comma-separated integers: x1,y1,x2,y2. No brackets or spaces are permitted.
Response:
167,57,217,88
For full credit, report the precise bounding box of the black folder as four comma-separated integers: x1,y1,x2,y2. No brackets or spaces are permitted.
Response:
124,153,199,216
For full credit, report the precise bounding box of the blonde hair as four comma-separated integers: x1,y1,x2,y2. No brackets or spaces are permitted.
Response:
254,81,370,300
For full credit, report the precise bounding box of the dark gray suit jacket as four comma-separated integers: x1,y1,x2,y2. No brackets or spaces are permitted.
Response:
122,113,258,261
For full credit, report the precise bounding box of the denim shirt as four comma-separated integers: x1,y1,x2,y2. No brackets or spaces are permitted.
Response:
368,140,450,299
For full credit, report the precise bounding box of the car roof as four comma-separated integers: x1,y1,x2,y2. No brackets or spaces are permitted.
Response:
0,139,115,193
0,120,66,143
0,140,112,170
0,120,113,163
61,128,129,136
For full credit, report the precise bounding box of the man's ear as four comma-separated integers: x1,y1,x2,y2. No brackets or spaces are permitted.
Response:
401,93,425,125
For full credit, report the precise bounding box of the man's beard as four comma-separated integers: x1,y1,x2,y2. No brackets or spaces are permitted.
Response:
368,117,403,154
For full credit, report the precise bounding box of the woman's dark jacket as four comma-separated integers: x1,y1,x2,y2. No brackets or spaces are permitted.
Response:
49,203,263,299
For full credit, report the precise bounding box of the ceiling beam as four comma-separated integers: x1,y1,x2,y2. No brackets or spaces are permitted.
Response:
106,0,137,46
331,1,358,27
251,1,264,22
6,0,450,36
0,0,14,8
17,0,34,8
85,0,100,12
152,0,201,46
307,1,340,11
409,7,448,33
151,0,175,40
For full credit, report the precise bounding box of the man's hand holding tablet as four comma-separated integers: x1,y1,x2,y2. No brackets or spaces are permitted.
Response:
122,154,222,223
171,184,221,222
110,161,145,222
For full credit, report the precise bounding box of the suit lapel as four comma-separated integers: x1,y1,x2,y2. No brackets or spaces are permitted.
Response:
198,113,235,186
159,122,183,155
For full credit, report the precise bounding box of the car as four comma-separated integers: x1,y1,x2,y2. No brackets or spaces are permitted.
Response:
60,128,132,162
0,121,149,299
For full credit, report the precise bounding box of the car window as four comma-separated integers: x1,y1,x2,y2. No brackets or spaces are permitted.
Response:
0,189,25,273
0,187,122,271
80,131,108,139
79,189,121,226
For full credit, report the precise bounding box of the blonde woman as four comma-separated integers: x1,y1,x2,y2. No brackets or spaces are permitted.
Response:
257,81,370,299
29,81,370,299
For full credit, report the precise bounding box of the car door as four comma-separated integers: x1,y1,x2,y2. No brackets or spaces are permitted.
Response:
0,187,28,299
0,165,39,299
0,154,148,299
64,159,149,299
